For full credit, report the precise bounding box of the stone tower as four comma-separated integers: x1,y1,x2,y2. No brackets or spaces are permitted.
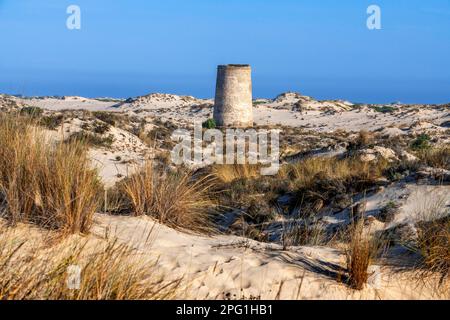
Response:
213,64,253,127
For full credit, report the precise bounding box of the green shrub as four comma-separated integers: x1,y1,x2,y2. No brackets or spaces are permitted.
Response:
92,111,119,126
411,134,431,151
202,118,216,129
20,106,43,117
92,120,110,134
253,100,267,106
67,131,115,148
39,114,64,130
371,106,395,114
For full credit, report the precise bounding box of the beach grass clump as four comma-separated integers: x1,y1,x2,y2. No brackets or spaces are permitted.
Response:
417,146,450,170
0,115,102,234
115,161,216,234
412,198,450,285
416,217,450,284
345,221,383,290
211,163,261,184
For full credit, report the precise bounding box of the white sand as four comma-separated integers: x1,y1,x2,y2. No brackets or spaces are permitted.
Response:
90,212,448,300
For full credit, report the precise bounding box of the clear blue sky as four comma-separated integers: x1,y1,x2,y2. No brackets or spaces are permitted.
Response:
0,0,449,103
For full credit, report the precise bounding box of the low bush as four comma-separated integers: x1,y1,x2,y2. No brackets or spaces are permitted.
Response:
282,156,388,191
67,131,115,148
20,106,43,117
411,134,431,151
370,105,396,114
418,146,450,170
39,114,65,130
92,111,120,126
92,120,111,134
202,118,216,129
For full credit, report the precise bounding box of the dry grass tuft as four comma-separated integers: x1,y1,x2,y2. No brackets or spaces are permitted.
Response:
355,130,375,148
418,146,450,170
282,156,388,190
416,217,450,285
116,162,216,233
211,164,261,183
282,219,327,248
0,115,102,234
345,221,382,290
412,195,450,285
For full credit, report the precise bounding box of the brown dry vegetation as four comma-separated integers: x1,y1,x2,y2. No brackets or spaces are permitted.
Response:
211,156,389,205
212,163,261,183
416,217,450,285
418,146,450,170
413,198,450,285
281,156,388,190
0,115,102,234
113,162,216,234
350,130,376,149
206,158,391,244
345,221,383,290
406,195,450,284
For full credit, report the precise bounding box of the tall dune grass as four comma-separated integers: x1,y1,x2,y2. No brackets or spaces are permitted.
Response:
116,162,216,233
417,146,450,170
413,196,450,285
416,218,450,285
345,221,383,290
0,115,102,234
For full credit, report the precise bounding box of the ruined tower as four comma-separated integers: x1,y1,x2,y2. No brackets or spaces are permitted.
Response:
213,64,253,127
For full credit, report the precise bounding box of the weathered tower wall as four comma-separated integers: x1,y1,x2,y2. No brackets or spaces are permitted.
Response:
213,64,253,127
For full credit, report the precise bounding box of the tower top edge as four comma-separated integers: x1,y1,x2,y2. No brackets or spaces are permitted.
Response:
218,64,251,69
